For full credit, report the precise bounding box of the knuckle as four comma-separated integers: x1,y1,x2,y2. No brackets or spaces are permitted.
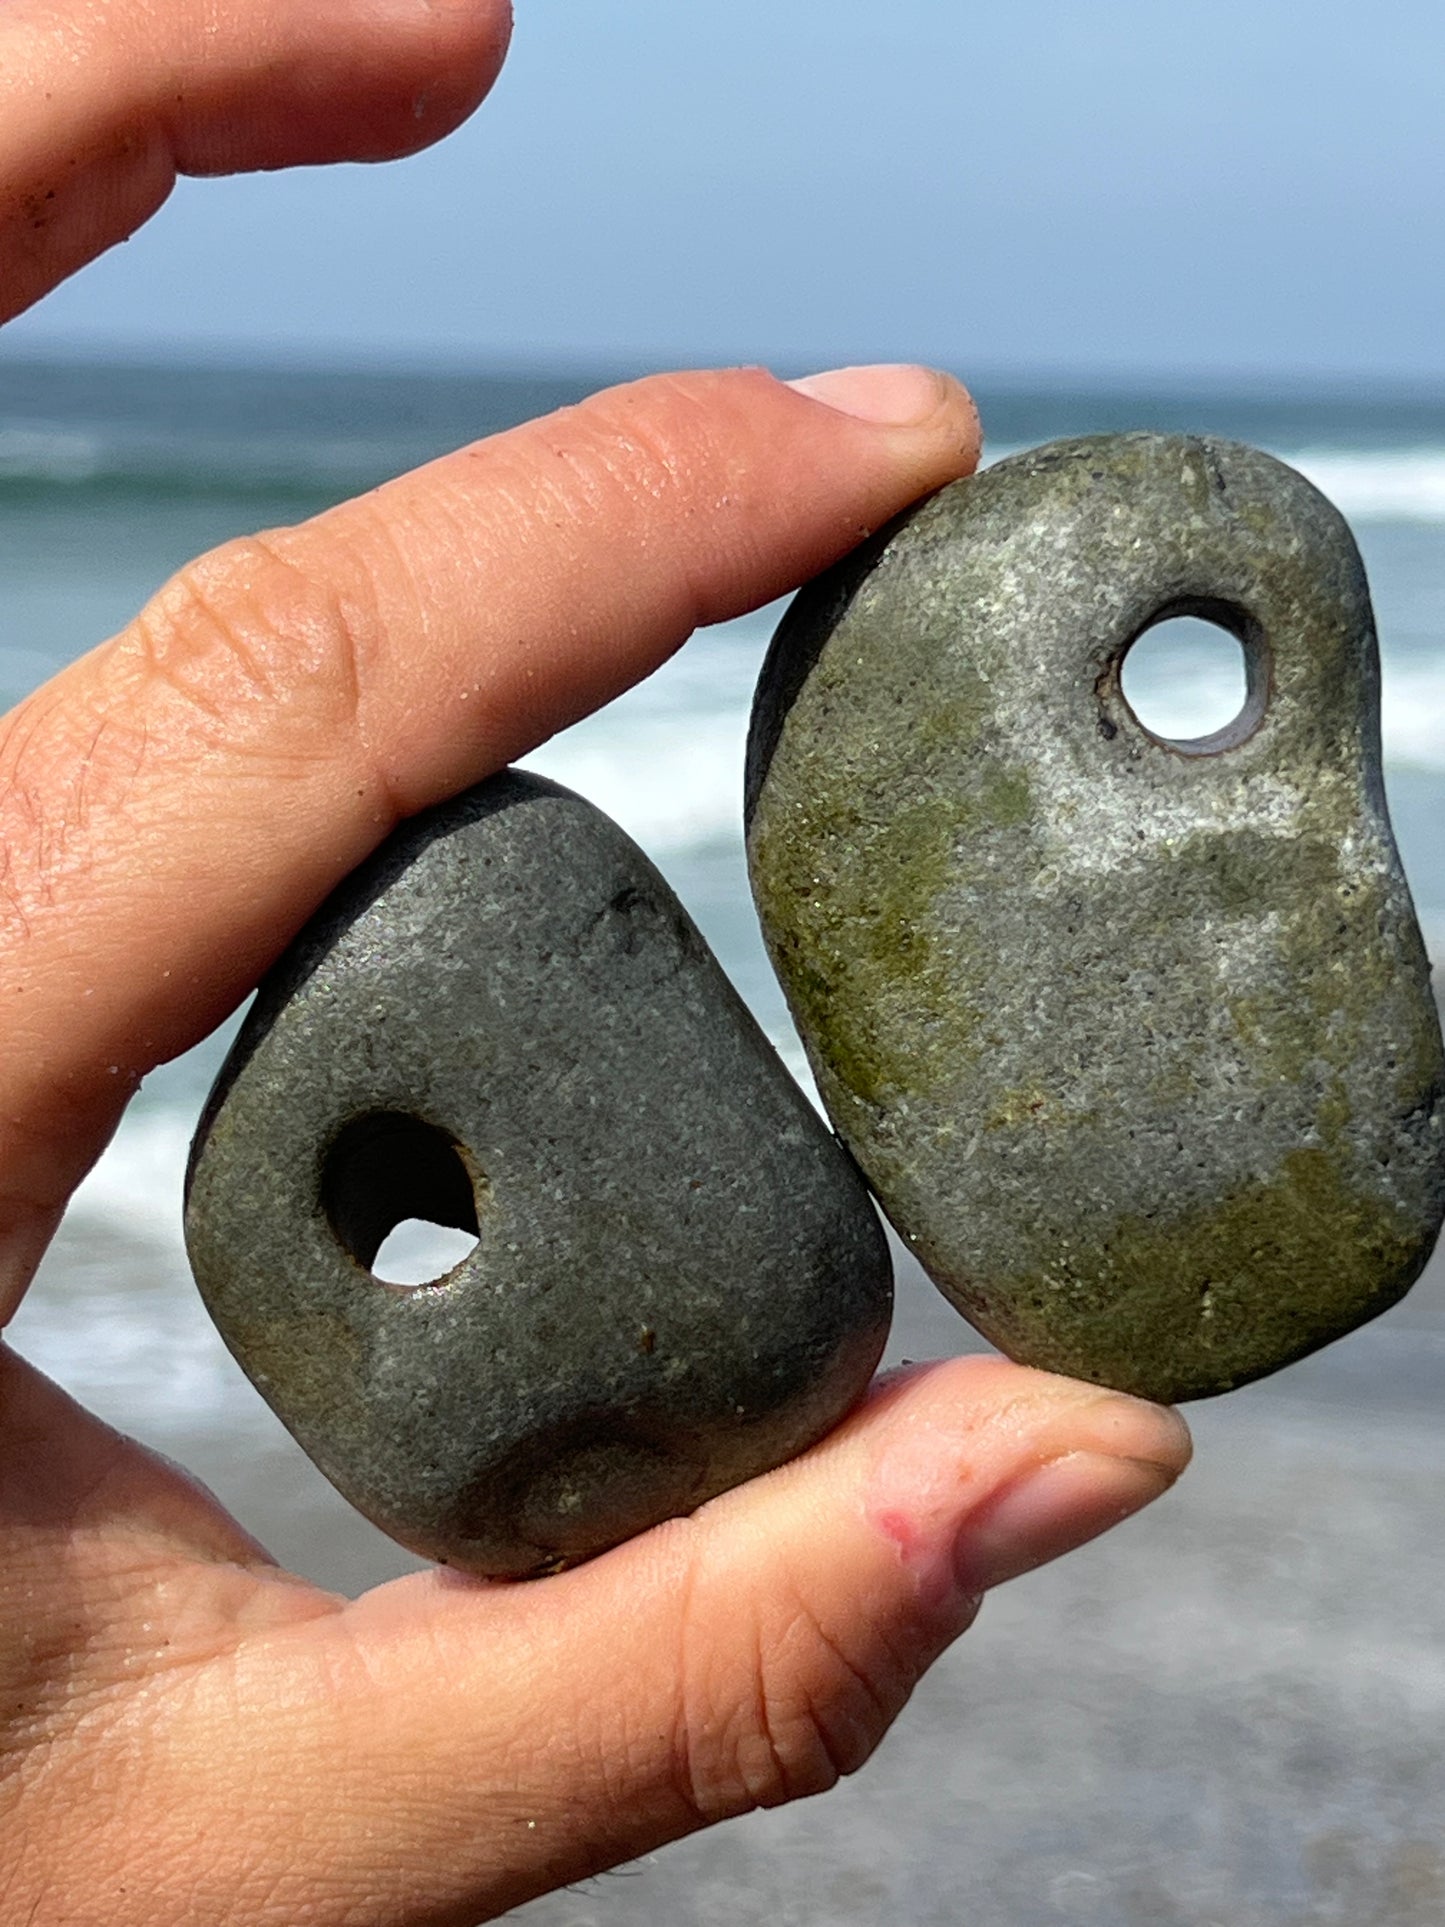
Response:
672,1581,906,1824
123,534,370,762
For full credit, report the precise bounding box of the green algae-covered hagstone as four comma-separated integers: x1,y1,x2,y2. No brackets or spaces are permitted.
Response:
746,433,1445,1403
185,771,891,1576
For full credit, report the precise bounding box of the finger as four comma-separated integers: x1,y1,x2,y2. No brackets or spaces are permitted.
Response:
61,1359,1188,1927
0,1343,276,1571
0,0,513,322
0,363,980,1313
0,1341,346,1873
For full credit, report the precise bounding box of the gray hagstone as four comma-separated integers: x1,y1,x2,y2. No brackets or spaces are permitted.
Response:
746,433,1445,1403
185,771,891,1577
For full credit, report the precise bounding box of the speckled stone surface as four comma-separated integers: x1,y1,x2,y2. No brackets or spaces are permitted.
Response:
185,771,891,1576
746,433,1445,1403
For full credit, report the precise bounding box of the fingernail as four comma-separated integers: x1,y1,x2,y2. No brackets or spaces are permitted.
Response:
954,1450,1180,1594
786,363,955,426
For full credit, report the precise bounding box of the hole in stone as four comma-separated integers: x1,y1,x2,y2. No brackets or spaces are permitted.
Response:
372,1218,481,1288
322,1112,481,1288
1120,611,1257,749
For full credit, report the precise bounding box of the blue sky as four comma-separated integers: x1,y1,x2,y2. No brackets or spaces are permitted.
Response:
10,0,1445,378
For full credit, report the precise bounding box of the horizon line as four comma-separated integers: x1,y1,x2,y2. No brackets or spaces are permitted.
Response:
5,336,1445,401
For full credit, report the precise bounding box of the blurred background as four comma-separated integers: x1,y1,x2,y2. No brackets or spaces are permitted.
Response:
5,2,1445,1922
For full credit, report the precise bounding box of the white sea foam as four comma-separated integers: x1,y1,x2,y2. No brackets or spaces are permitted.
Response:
983,443,1445,525
519,613,769,852
0,424,103,482
1382,662,1445,771
1291,449,1445,524
521,705,748,852
11,1111,265,1434
63,1108,192,1245
0,420,448,495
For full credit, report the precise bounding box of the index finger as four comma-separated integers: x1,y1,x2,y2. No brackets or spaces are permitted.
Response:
0,363,981,1316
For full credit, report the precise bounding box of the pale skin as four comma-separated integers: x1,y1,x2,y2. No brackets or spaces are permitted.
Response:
0,2,1194,1920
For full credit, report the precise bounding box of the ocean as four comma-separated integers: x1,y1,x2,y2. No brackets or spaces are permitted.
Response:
5,355,1445,1923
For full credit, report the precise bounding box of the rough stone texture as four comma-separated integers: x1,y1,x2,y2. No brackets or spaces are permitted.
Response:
185,771,891,1576
746,433,1445,1403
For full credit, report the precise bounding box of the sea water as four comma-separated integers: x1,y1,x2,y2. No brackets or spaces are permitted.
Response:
5,358,1445,1922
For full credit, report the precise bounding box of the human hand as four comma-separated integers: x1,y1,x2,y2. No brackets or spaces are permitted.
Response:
0,3,1192,1920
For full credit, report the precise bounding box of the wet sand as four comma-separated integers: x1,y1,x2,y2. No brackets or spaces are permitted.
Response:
15,1214,1445,1923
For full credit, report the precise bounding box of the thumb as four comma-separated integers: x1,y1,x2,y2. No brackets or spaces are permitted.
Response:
0,0,513,325
196,1357,1190,1925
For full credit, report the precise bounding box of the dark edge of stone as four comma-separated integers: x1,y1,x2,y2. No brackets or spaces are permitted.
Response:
744,503,931,831
186,771,595,1201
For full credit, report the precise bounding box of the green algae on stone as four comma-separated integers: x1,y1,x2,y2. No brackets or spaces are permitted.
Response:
746,433,1445,1403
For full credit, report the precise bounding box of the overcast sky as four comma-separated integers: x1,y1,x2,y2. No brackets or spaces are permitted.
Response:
8,0,1445,379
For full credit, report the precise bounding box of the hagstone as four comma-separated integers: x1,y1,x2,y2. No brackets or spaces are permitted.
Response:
746,433,1445,1403
185,771,891,1576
